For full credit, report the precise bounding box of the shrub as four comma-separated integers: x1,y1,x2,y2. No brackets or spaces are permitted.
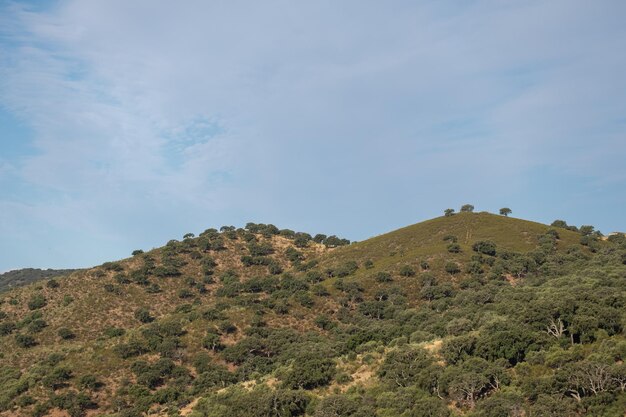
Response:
399,265,416,277
27,294,47,310
46,279,59,288
78,374,102,391
472,241,497,256
15,334,37,348
62,295,74,306
42,367,72,390
134,308,154,323
0,322,16,336
58,328,75,340
268,262,283,275
447,243,461,253
375,272,393,283
28,319,47,333
104,327,125,338
177,289,193,299
445,262,461,274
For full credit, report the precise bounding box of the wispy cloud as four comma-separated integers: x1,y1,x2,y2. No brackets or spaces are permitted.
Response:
1,0,625,269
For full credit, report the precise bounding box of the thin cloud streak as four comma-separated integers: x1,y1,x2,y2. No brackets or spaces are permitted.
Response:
0,0,625,269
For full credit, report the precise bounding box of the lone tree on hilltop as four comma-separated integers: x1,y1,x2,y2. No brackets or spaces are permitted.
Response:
460,204,474,213
444,208,455,217
499,207,512,217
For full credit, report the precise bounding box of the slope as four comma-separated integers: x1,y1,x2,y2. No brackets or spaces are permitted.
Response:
0,213,624,417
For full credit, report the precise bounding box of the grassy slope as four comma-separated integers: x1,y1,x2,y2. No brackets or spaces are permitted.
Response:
0,213,596,416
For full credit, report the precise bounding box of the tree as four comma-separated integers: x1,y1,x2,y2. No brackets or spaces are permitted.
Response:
499,207,512,217
444,208,455,217
460,204,474,212
378,346,441,391
313,395,360,417
283,354,335,389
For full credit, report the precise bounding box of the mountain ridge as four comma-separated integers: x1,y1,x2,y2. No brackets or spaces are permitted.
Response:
0,211,624,417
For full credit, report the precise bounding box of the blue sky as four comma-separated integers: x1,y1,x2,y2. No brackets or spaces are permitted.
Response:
1,0,625,271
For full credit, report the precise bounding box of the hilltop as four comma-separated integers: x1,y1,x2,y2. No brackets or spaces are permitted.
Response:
0,211,625,417
0,269,79,293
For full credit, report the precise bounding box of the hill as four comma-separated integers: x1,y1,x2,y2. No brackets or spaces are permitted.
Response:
0,212,625,417
0,269,79,293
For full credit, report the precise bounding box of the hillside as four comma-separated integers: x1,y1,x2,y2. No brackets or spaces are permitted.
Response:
0,212,625,417
0,269,79,293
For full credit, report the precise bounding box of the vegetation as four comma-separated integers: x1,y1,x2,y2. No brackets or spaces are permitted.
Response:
0,213,624,416
0,268,77,292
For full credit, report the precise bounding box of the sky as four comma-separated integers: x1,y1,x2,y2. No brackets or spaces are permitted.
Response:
0,0,625,271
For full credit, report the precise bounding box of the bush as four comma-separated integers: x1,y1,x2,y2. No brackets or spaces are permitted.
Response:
27,319,47,333
0,321,16,336
375,272,393,283
444,262,461,274
27,294,46,310
58,328,75,340
447,243,461,253
472,240,497,256
399,265,416,277
177,289,193,299
46,279,59,288
104,327,125,338
15,334,37,348
42,367,73,390
78,374,102,391
134,308,154,323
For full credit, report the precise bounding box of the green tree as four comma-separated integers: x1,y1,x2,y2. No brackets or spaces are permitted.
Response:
499,207,512,216
444,208,455,217
378,346,441,392
460,204,474,212
282,354,335,389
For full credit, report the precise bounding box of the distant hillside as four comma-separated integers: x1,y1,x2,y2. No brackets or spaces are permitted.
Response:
0,212,624,417
0,268,78,293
